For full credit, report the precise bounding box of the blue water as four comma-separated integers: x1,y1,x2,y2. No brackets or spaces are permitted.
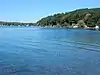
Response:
0,26,100,75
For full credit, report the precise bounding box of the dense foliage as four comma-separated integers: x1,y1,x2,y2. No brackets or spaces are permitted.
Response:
37,8,100,27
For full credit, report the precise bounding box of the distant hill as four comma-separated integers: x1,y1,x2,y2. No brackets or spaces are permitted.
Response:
37,8,100,27
0,21,36,26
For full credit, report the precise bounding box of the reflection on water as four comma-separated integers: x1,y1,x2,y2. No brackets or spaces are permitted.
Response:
0,26,100,75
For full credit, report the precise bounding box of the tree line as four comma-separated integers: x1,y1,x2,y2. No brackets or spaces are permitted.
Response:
0,21,36,26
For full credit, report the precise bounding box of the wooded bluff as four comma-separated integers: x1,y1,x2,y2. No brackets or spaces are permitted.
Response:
37,8,100,28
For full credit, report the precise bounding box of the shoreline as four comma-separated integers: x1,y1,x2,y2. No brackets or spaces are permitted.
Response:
0,25,100,30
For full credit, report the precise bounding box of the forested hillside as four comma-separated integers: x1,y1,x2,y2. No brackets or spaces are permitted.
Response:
37,8,100,27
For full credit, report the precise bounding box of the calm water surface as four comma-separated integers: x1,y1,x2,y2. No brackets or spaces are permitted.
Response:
0,26,100,75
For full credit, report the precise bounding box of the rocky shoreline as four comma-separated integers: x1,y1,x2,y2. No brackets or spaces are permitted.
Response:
38,25,100,30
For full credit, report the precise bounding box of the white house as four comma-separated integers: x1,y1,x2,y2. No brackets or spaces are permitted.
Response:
95,25,99,30
73,25,78,28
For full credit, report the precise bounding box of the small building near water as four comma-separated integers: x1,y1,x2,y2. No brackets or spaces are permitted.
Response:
73,25,78,28
95,25,99,29
95,25,99,30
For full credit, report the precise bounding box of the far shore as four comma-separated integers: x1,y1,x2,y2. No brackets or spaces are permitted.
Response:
0,24,100,30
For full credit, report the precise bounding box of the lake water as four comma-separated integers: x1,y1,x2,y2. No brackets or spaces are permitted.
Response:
0,26,100,75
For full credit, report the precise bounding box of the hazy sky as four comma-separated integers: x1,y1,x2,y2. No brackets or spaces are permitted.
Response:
0,0,99,22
